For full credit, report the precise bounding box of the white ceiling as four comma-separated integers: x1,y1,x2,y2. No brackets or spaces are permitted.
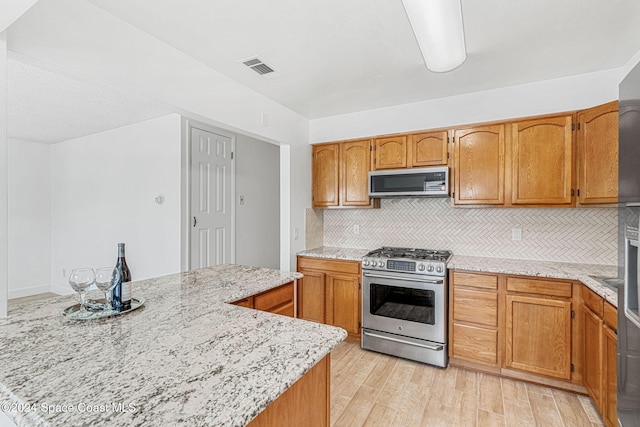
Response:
7,59,172,144
5,0,640,143
82,0,640,118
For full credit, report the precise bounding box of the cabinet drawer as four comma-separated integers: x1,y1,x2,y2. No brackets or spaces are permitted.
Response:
232,297,254,308
270,301,295,318
254,282,294,312
452,323,498,365
453,288,498,327
453,271,498,290
604,302,617,331
583,286,604,317
506,277,572,298
297,257,360,275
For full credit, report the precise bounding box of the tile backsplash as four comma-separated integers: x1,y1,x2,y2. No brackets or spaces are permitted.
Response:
322,198,617,265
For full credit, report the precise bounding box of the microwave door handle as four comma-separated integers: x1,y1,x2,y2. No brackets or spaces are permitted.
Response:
363,273,443,284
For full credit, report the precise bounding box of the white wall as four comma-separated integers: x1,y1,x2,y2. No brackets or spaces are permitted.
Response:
309,68,622,143
50,114,181,294
8,0,310,273
0,32,8,317
235,135,280,269
7,138,50,298
289,143,312,269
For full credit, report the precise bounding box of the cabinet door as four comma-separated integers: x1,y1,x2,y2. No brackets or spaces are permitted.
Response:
373,136,408,170
341,139,372,206
577,101,619,204
505,294,572,379
454,125,505,205
511,115,573,205
327,273,360,337
409,131,448,167
583,307,604,410
604,326,618,427
312,144,340,208
297,270,326,323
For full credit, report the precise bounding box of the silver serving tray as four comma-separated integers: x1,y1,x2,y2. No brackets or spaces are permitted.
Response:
61,297,145,321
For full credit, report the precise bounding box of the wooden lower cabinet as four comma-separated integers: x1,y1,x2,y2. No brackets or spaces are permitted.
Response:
583,306,604,406
582,285,618,427
231,282,295,317
449,271,501,368
297,270,326,323
604,325,618,427
505,294,572,380
297,256,361,340
450,271,587,390
248,355,330,427
326,273,360,337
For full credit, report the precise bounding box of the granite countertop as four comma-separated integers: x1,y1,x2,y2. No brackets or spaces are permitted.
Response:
296,246,370,261
0,264,346,427
297,246,619,307
449,255,619,307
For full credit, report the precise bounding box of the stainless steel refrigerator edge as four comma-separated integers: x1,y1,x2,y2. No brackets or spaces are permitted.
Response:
617,60,640,427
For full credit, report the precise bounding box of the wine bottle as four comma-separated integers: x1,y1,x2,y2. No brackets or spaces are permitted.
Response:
111,243,132,311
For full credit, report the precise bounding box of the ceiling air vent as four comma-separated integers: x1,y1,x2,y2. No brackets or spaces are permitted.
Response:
238,56,281,79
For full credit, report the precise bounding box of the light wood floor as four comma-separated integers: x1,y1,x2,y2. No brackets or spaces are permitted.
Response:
330,340,604,427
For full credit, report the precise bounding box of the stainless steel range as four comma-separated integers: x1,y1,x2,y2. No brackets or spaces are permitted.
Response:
361,247,452,367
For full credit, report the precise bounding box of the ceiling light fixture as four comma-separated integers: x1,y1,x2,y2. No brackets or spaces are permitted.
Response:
401,0,467,73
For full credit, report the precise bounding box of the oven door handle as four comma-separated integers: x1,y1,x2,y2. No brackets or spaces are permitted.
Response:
363,273,443,284
363,331,444,351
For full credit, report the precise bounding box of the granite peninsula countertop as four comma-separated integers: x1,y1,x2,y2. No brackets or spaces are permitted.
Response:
0,264,346,427
297,246,619,306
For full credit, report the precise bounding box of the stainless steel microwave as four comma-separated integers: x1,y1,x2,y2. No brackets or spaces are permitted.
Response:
368,166,449,197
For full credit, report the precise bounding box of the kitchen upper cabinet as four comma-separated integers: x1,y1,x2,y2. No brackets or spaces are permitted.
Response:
312,140,377,209
511,115,574,206
341,140,373,206
297,256,362,340
453,125,505,205
373,135,408,170
577,101,619,205
312,143,340,208
505,276,574,380
449,271,501,367
409,131,448,167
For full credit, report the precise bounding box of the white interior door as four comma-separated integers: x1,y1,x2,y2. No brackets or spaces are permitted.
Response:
190,127,233,270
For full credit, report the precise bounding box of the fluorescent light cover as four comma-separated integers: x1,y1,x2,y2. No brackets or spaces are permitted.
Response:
402,0,467,72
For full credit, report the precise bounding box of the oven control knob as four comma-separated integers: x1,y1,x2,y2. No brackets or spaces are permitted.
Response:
418,264,425,271
363,259,370,266
427,264,434,272
371,261,377,267
378,260,385,269
436,266,443,273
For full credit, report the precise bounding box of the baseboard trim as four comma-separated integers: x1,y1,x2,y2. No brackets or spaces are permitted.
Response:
8,284,52,300
50,284,74,296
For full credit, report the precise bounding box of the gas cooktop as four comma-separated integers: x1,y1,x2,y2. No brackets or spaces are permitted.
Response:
364,247,452,262
362,247,452,276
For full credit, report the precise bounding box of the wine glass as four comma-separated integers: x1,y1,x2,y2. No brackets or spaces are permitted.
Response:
68,268,95,312
95,267,116,311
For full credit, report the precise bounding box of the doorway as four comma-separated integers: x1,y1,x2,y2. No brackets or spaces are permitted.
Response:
189,126,234,270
